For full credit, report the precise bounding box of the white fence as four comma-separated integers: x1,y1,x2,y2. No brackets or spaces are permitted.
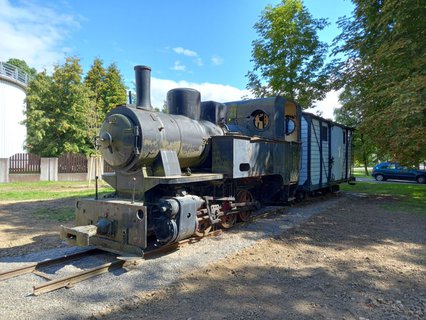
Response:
0,62,29,86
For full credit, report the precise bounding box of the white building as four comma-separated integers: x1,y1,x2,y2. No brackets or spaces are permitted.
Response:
0,62,28,158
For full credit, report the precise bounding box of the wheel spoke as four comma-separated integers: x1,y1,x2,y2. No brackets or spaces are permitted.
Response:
195,218,212,236
236,190,254,222
219,213,236,229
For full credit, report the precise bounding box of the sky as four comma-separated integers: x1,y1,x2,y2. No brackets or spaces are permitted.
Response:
0,0,355,118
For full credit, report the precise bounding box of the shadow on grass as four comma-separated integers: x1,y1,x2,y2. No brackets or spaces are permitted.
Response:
0,195,102,259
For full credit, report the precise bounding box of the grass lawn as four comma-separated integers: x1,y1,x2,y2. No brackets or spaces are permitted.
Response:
32,206,76,222
0,181,114,201
353,167,373,178
341,181,426,216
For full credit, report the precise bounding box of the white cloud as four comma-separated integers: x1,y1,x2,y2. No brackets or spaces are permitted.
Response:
172,46,203,67
0,0,79,71
194,57,203,67
211,55,223,66
173,47,198,57
171,60,186,71
150,77,252,110
305,89,343,120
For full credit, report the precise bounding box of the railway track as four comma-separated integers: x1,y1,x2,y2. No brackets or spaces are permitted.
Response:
0,230,223,296
0,203,293,296
0,198,335,299
0,247,124,295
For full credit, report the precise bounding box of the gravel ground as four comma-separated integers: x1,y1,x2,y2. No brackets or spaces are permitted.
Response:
98,193,426,320
1,192,425,320
0,194,342,319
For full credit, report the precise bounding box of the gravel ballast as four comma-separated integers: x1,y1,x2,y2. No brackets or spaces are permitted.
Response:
0,195,342,319
1,193,425,320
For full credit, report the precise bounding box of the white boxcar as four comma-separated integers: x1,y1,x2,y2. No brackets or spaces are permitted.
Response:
298,112,354,195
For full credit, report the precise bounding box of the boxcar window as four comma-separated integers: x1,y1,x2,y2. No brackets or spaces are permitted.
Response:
321,126,328,141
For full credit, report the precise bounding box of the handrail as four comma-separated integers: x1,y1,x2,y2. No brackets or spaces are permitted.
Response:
0,61,29,86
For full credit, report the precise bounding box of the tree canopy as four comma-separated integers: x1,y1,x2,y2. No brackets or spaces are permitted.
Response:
246,0,330,108
103,63,127,113
24,57,91,156
6,58,37,78
24,57,127,157
333,0,426,165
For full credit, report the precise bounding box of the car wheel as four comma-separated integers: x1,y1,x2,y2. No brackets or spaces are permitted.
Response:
375,174,385,182
416,176,426,184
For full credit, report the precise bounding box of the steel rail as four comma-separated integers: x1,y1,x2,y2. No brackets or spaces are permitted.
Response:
31,243,184,295
2,228,224,295
0,248,101,281
32,259,127,295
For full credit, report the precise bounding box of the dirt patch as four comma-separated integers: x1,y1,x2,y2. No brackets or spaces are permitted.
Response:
0,193,425,319
0,199,74,258
96,194,426,320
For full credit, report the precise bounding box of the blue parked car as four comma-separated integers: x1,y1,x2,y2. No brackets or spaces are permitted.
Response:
372,162,426,184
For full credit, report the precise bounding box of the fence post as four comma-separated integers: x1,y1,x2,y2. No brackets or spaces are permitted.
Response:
88,155,103,182
0,158,9,183
40,157,58,181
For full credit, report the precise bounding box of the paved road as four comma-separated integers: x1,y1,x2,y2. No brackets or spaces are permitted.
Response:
356,177,421,185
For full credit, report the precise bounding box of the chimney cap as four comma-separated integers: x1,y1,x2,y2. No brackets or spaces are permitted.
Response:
134,65,151,71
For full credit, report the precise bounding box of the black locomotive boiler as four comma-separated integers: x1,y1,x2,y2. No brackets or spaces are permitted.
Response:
61,65,302,256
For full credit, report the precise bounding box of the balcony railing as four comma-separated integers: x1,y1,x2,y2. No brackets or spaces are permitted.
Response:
0,61,29,86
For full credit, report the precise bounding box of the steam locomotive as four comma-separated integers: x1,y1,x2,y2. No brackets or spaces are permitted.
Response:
61,65,353,256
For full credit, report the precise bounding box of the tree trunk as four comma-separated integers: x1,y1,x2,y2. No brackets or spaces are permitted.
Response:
363,151,369,176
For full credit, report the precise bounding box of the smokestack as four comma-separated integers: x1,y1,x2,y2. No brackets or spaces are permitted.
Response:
134,65,152,110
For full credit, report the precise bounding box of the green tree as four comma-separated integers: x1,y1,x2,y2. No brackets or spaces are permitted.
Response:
51,57,92,155
162,100,168,113
24,71,54,154
102,63,127,114
85,58,106,115
246,0,330,107
333,0,426,166
24,57,92,156
84,60,127,145
84,58,107,143
24,57,127,157
6,58,37,78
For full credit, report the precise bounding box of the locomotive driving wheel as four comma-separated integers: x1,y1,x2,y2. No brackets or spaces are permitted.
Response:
219,212,237,229
236,190,254,222
195,217,212,237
